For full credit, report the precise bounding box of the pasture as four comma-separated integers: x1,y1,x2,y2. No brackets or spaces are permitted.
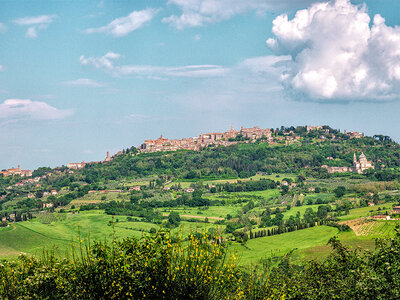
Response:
230,226,339,265
0,211,215,260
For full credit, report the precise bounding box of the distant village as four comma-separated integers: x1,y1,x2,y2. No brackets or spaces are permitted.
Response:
140,126,275,153
1,125,366,174
138,125,364,154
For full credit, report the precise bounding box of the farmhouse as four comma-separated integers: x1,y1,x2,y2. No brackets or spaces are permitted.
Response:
129,186,141,191
392,206,400,215
372,215,390,220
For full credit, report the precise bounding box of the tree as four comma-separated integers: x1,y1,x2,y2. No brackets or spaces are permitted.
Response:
167,212,181,228
281,185,289,195
297,175,306,183
317,205,328,220
334,186,346,198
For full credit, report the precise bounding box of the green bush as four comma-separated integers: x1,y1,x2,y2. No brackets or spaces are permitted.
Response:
2,228,400,299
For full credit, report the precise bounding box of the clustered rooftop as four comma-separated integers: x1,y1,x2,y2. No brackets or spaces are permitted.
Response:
140,126,276,153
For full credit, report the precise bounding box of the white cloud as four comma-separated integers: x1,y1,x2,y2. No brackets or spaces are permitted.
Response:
0,23,7,33
13,15,57,26
13,14,57,38
266,0,400,101
0,64,5,72
163,0,316,29
167,55,288,113
62,78,105,87
0,99,73,120
85,8,157,37
26,27,38,38
80,52,228,78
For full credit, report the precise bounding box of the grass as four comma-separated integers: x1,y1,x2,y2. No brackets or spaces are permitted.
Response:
358,220,399,237
296,229,380,262
230,226,339,265
303,193,335,204
283,204,321,219
338,204,392,221
0,211,214,260
160,205,238,219
165,173,296,188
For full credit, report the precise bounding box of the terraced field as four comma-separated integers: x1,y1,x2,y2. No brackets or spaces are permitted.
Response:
342,218,400,237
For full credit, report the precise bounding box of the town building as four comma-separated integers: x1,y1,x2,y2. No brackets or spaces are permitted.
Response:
67,162,86,169
0,165,32,177
344,130,364,138
306,125,323,132
322,153,374,174
104,151,112,162
392,206,400,215
139,126,273,153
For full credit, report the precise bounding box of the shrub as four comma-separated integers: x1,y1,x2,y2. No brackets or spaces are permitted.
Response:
0,230,239,299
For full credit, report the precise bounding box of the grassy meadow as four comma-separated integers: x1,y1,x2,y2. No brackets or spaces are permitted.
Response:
230,225,340,265
0,210,219,259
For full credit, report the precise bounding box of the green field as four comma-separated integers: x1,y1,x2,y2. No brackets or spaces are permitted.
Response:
338,204,392,221
281,204,319,219
230,226,340,265
160,205,238,219
0,211,217,259
355,220,399,237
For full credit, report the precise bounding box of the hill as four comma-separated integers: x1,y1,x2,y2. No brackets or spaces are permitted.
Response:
0,125,400,265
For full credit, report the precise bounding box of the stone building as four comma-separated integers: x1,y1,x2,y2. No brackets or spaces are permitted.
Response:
67,162,86,169
353,152,374,174
104,151,111,162
344,130,364,138
0,165,32,177
322,152,374,174
139,126,275,154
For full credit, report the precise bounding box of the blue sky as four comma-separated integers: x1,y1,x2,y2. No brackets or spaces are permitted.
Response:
0,0,400,170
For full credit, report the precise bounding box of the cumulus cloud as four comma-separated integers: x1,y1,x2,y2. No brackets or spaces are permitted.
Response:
80,52,228,78
0,99,73,120
163,0,316,29
266,0,400,101
13,14,57,38
85,8,157,37
62,78,105,87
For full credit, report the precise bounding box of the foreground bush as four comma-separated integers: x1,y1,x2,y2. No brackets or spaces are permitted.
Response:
0,230,241,299
1,228,400,299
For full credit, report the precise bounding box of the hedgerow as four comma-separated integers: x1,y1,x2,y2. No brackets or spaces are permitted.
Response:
1,228,400,299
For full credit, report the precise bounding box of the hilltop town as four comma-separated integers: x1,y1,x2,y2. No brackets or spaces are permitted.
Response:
1,125,366,174
138,125,364,154
63,125,364,168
